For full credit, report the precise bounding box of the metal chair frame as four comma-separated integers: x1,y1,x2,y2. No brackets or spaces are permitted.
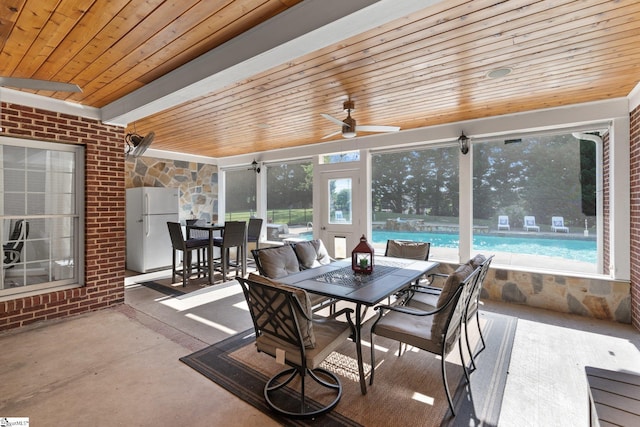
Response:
166,222,209,287
237,275,354,419
213,221,246,281
370,265,482,416
3,219,29,270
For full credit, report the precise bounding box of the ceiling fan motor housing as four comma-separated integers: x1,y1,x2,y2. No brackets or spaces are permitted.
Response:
342,115,356,138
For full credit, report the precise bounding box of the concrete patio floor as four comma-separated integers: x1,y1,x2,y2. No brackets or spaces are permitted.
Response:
1,270,638,426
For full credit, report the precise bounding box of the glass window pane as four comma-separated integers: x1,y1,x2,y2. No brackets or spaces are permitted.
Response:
328,178,352,224
371,146,460,261
4,169,26,191
320,151,360,164
265,162,313,241
27,171,46,192
472,131,601,274
4,193,25,215
225,168,256,220
26,148,47,171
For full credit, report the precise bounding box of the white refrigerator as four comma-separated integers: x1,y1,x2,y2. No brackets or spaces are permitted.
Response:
126,187,179,273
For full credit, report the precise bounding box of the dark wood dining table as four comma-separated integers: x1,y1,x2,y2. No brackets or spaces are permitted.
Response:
278,256,439,395
186,223,224,284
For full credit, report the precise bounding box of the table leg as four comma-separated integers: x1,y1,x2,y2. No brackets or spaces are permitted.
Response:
355,303,367,395
208,231,214,284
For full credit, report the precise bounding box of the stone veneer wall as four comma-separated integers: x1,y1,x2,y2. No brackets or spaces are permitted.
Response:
435,261,631,323
125,156,218,223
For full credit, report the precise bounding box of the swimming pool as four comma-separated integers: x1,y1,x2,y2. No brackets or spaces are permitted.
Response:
370,231,597,263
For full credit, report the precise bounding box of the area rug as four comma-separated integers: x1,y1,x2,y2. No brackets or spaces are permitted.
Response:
180,310,517,426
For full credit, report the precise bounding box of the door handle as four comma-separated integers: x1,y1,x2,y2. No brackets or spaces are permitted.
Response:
321,226,326,230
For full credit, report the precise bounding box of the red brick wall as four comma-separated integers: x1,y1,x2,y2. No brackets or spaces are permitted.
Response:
631,104,640,330
0,102,125,331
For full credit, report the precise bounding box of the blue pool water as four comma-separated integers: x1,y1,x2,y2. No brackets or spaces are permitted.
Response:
370,231,597,263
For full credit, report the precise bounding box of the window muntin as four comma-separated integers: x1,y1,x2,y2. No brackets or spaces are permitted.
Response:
1,140,84,296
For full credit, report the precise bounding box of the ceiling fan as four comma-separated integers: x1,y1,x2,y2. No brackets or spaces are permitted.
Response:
0,77,82,92
321,100,400,139
125,132,155,157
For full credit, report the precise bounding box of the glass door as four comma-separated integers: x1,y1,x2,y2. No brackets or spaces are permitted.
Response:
319,169,360,259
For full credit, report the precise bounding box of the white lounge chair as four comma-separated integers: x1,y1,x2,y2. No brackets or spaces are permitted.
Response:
497,215,510,231
523,216,540,232
551,216,569,233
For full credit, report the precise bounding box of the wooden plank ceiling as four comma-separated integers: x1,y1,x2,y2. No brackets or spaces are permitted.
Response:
1,0,640,158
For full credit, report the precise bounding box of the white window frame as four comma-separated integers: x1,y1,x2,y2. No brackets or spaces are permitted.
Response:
0,136,85,300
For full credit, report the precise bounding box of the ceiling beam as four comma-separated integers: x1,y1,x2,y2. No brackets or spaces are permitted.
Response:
101,0,443,126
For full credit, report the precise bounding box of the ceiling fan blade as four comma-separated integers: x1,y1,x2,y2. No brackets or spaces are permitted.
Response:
320,113,347,127
0,77,82,92
357,125,400,133
322,130,343,139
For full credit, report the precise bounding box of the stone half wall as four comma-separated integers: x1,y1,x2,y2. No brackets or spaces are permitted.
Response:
125,157,218,223
436,261,631,323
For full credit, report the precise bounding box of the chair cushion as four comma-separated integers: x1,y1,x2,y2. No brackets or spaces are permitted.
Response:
386,240,429,260
257,316,352,369
185,238,209,249
248,273,315,348
431,263,474,339
257,245,300,278
294,239,332,269
373,309,441,354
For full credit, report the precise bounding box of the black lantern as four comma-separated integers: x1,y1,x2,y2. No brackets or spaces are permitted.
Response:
352,234,374,275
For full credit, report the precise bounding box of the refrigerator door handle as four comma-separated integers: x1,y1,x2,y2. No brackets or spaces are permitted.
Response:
144,193,150,237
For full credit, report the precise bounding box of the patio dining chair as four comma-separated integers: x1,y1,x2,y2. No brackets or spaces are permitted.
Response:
369,264,482,416
407,255,494,371
252,244,333,312
384,239,431,292
213,221,246,282
166,221,209,287
237,273,354,419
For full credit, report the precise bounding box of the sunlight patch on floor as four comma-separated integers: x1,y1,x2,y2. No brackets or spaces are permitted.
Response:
160,283,243,311
185,313,237,335
412,391,435,406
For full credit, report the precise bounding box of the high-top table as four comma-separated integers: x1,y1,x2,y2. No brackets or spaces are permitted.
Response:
186,223,225,284
279,256,439,395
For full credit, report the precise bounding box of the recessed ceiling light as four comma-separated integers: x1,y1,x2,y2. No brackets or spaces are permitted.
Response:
486,67,512,79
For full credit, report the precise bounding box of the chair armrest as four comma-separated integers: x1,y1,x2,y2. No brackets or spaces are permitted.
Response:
409,285,442,295
309,307,353,322
373,303,439,317
312,307,355,335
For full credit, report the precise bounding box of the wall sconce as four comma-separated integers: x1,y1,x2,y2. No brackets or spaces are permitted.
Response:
250,159,261,174
458,132,469,155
